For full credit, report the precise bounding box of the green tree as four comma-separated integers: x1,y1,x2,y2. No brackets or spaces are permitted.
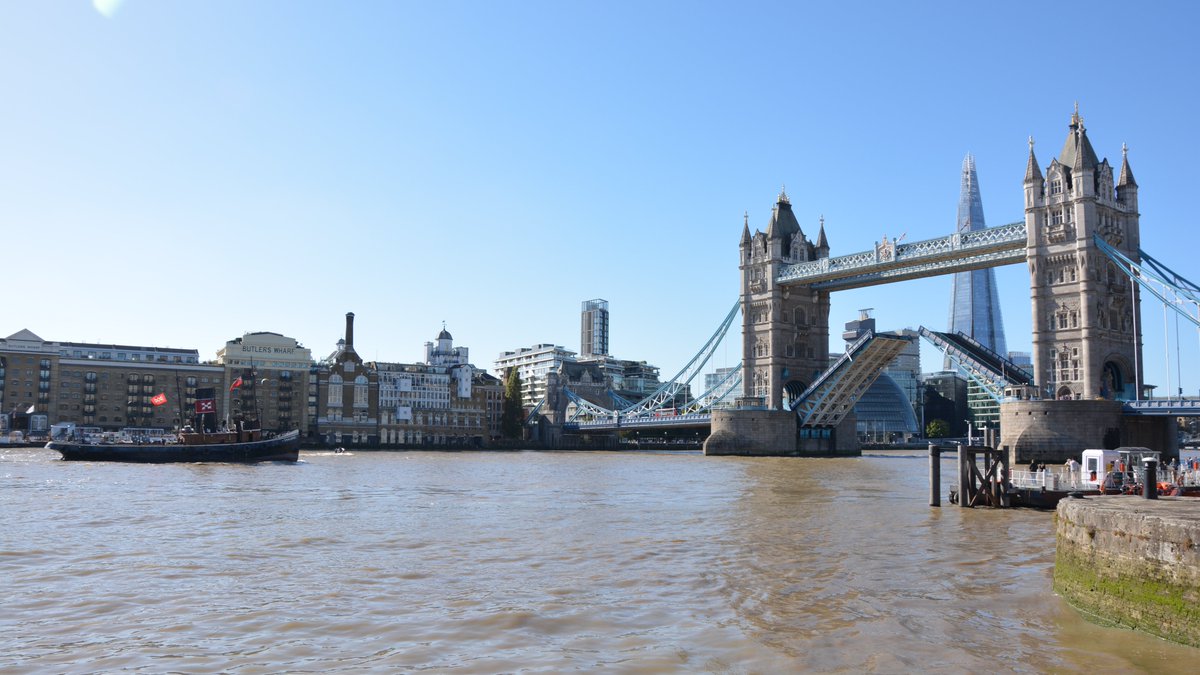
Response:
500,368,525,439
925,418,950,439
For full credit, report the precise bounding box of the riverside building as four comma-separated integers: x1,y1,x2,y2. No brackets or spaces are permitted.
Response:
216,331,313,433
311,313,379,446
1,328,224,435
373,327,503,447
494,344,578,408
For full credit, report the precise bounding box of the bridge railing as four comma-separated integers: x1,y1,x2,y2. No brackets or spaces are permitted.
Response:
1124,399,1200,415
778,221,1026,284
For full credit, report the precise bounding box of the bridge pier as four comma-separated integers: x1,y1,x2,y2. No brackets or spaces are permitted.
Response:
703,407,797,456
703,401,859,457
1000,399,1178,466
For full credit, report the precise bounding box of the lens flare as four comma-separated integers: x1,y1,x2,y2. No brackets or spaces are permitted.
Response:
93,0,125,19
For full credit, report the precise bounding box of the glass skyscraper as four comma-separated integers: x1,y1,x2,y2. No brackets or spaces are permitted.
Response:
947,154,1007,356
947,154,1007,427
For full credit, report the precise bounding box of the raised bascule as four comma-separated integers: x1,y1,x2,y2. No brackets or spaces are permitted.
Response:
546,109,1197,461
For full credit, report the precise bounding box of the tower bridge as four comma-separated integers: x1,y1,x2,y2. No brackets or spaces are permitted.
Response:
706,107,1184,460
545,108,1193,461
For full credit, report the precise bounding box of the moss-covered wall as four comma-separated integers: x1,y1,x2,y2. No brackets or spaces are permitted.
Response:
1054,497,1200,646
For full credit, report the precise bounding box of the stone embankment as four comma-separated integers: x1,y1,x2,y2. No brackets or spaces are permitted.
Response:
1055,496,1200,646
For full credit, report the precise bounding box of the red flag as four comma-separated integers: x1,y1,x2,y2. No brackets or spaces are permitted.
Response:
229,376,243,392
151,393,168,407
195,399,216,414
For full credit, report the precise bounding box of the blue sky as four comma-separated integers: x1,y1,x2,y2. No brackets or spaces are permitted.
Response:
4,1,1200,396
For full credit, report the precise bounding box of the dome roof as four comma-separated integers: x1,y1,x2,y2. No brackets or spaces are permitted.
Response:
437,328,452,341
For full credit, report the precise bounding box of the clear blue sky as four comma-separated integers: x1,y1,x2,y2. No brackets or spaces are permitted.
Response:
5,1,1200,396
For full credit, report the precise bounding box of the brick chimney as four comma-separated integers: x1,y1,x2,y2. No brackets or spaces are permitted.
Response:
345,312,355,349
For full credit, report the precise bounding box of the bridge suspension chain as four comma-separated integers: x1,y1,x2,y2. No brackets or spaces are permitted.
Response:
617,300,741,418
1095,235,1200,328
679,364,742,414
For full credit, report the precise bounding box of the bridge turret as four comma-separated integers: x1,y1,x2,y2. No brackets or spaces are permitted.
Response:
1117,143,1138,212
739,190,831,412
1027,107,1142,402
1023,137,1044,210
1062,106,1100,200
816,216,829,258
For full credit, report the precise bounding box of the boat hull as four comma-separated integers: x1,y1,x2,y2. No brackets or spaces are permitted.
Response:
47,430,301,463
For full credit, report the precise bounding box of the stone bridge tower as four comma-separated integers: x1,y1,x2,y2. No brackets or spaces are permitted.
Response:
739,190,831,409
1024,107,1142,400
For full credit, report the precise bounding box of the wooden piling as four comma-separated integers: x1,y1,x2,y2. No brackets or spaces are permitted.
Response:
929,443,941,507
957,443,970,508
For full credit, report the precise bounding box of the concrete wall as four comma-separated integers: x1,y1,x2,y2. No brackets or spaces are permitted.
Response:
1055,497,1200,647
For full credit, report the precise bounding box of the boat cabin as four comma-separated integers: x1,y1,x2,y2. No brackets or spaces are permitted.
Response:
1080,447,1161,488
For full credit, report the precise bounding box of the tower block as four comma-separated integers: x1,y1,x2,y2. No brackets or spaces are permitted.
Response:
1024,108,1143,401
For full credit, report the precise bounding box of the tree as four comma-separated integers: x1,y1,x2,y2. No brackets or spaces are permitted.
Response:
500,368,525,439
925,418,950,439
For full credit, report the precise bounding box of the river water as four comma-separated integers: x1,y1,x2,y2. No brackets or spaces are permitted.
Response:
2,447,1196,673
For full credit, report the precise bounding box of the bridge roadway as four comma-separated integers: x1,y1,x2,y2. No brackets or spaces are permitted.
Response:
562,399,1200,435
1124,400,1200,416
564,413,712,432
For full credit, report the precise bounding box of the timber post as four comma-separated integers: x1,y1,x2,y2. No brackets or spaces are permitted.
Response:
929,443,941,507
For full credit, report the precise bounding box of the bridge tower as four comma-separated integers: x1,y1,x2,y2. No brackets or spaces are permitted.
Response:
739,190,831,409
1024,107,1143,400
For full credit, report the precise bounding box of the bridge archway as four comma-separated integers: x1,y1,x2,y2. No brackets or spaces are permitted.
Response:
783,378,807,408
1101,356,1132,400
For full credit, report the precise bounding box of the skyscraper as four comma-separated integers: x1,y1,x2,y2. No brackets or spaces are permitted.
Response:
947,154,1007,427
947,154,1007,356
581,299,609,357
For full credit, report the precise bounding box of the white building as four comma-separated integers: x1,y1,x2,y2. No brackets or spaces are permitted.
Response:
494,344,578,408
375,327,501,446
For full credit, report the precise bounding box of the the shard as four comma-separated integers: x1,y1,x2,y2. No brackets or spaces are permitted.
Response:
947,154,1007,360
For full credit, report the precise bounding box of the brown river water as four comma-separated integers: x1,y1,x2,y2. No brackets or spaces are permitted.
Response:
2,447,1197,673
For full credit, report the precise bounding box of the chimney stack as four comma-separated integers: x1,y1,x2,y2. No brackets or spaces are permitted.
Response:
345,312,355,348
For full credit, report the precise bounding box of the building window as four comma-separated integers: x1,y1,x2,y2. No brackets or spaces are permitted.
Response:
328,374,343,406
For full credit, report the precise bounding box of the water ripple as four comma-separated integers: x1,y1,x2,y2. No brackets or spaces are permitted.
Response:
1,450,1196,672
